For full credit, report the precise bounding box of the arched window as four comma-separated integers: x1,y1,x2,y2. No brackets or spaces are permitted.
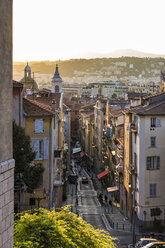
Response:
55,85,59,93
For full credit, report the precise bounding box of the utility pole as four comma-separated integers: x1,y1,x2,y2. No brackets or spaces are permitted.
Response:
132,188,136,247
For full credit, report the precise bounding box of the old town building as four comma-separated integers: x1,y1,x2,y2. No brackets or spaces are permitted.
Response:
123,92,165,229
20,63,39,93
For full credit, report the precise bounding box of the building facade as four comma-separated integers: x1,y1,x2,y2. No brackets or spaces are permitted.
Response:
124,93,165,229
0,1,14,247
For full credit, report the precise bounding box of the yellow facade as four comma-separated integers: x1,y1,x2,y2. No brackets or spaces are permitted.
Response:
24,116,52,209
123,113,133,218
23,103,64,210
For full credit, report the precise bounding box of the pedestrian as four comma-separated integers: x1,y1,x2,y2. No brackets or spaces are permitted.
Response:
104,195,107,202
109,199,112,206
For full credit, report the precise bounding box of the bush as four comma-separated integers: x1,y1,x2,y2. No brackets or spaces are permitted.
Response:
14,208,116,248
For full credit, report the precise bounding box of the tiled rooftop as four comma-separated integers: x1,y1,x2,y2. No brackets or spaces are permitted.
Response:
13,80,23,88
23,98,55,116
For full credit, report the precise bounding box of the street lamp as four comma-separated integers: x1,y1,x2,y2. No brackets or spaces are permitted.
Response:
131,166,136,248
30,188,48,209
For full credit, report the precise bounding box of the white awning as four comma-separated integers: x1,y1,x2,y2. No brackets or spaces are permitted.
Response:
72,147,81,154
107,186,118,192
111,151,116,156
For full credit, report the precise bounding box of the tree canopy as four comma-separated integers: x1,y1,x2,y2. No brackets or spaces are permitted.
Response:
13,121,44,193
14,208,116,248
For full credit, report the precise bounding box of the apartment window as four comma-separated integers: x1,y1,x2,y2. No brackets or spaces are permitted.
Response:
134,152,137,168
34,119,44,133
150,118,161,128
150,184,156,198
151,118,156,127
146,156,160,170
33,139,48,160
150,137,156,147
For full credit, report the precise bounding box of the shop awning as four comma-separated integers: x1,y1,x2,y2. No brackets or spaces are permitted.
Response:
97,169,109,179
72,147,81,154
107,186,118,192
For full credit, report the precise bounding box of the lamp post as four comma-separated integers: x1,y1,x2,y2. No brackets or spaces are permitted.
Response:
30,188,47,210
131,166,136,248
36,188,47,208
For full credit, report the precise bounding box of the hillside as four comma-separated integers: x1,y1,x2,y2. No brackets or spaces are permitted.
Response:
13,57,165,86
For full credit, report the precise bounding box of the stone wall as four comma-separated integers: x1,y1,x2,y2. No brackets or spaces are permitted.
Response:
0,0,13,162
0,0,14,247
0,159,15,247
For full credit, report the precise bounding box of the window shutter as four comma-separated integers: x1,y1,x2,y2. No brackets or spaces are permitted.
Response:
44,138,48,160
157,156,160,169
34,140,39,160
35,119,44,133
39,119,44,132
156,118,161,127
146,157,151,170
41,140,44,158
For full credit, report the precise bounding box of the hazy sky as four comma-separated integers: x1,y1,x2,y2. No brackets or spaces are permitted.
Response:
13,0,165,61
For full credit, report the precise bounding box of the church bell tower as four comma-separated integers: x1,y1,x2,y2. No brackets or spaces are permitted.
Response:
51,64,63,93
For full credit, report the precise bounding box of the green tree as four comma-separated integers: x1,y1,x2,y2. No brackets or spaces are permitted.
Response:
13,121,44,193
14,208,116,248
111,93,117,99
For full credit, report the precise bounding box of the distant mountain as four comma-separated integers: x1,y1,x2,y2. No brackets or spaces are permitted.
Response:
13,56,165,84
74,49,165,59
105,49,165,58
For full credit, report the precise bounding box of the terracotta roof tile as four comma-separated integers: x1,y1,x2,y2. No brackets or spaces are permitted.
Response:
81,112,94,118
27,92,61,108
13,80,23,88
23,98,55,116
110,109,123,117
124,100,165,116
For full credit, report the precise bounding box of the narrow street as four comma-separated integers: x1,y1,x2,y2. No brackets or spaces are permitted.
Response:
77,170,110,231
65,165,138,248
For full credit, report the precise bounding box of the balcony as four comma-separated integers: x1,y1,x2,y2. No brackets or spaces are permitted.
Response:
117,148,124,159
128,163,137,175
130,123,138,133
54,179,64,186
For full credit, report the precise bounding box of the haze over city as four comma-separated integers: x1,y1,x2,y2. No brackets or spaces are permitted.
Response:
13,0,165,61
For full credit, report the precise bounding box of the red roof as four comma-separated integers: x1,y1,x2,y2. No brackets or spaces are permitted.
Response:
97,169,109,179
80,152,84,157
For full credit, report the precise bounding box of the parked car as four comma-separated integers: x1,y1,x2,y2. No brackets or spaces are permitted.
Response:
135,238,158,248
143,242,165,248
81,177,88,183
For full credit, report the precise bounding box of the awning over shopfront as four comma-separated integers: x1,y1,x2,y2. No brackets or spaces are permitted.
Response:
116,163,123,172
107,186,118,192
97,169,109,179
72,147,81,154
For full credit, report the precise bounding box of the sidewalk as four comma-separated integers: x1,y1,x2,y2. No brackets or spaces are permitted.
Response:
62,180,77,214
85,169,140,233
